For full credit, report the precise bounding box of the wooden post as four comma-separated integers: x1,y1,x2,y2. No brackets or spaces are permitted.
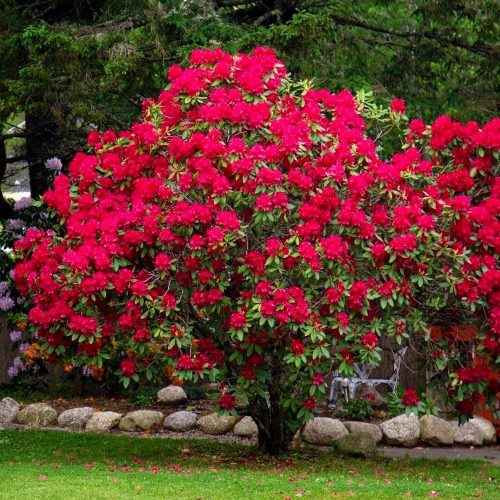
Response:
0,316,14,383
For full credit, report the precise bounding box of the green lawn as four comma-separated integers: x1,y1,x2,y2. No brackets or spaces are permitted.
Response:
0,430,498,499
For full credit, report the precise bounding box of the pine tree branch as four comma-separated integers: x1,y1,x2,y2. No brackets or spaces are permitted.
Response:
328,13,497,58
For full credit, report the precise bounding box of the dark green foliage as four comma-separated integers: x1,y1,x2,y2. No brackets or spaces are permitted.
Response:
184,385,207,401
335,398,375,421
130,385,161,407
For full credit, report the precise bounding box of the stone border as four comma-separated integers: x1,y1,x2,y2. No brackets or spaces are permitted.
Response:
0,387,497,449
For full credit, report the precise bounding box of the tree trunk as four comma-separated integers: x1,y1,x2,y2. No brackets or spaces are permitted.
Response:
25,111,59,199
256,412,294,455
0,139,14,220
251,387,295,455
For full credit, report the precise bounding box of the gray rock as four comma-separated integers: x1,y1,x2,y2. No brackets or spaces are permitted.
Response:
85,411,122,432
344,421,383,443
336,432,378,458
157,385,188,405
58,407,95,430
380,413,420,447
0,397,19,424
119,410,164,431
419,415,455,446
164,411,198,432
292,430,301,442
357,384,386,409
16,403,57,427
470,416,496,444
197,413,238,435
451,420,483,446
302,417,348,446
233,416,258,438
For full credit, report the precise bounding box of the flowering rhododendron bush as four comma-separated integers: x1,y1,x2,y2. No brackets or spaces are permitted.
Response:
12,47,499,453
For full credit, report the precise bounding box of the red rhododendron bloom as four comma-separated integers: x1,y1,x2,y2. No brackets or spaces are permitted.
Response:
120,359,137,377
361,332,379,349
220,393,236,410
291,339,306,356
229,312,247,330
390,98,406,114
402,387,419,406
302,397,316,411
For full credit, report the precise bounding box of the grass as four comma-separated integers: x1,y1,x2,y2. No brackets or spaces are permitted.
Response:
0,430,498,499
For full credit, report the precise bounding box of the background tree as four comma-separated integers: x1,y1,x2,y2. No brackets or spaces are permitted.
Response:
0,0,498,218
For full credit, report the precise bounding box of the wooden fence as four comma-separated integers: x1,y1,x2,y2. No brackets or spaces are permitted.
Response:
0,317,426,390
0,316,12,383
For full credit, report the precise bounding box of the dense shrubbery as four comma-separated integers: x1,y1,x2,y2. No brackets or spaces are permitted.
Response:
11,48,499,453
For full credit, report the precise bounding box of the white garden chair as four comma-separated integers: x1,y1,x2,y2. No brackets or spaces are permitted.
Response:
328,346,408,408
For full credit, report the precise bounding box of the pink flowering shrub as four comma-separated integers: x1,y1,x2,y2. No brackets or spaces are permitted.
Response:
12,47,499,453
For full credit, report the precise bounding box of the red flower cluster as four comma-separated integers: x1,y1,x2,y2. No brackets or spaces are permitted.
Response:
219,393,236,410
120,359,137,377
402,387,419,407
361,332,379,349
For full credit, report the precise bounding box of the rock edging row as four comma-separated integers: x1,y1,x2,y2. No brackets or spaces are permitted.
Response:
0,387,497,449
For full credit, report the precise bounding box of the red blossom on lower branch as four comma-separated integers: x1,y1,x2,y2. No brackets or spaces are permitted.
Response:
219,393,236,410
402,387,419,407
120,359,137,377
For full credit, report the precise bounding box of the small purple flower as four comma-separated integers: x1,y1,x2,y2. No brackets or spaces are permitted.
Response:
82,365,91,377
9,270,16,280
45,157,63,171
7,357,26,378
0,296,15,311
9,330,22,342
0,282,9,295
19,343,30,353
13,197,32,211
7,219,24,231
13,357,24,370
